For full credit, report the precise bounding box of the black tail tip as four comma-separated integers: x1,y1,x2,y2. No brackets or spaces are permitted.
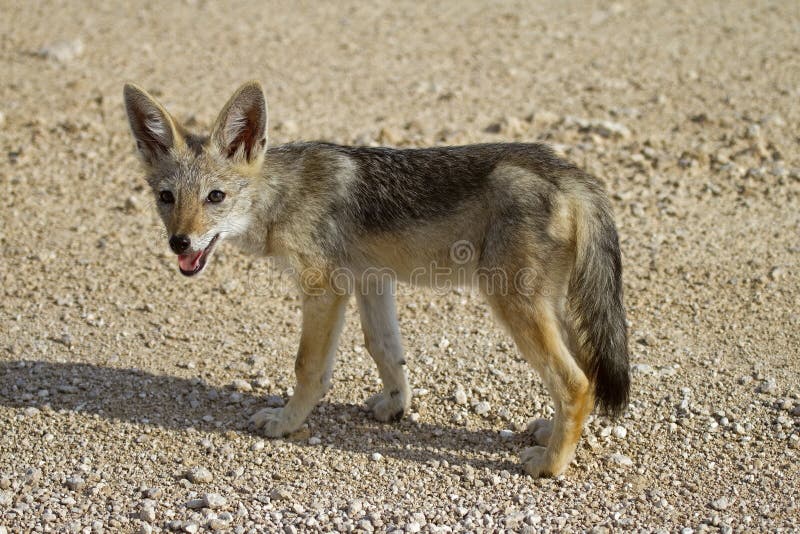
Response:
594,364,630,418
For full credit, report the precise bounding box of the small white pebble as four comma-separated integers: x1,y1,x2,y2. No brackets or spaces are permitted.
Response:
371,452,383,462
185,466,213,484
203,493,227,510
612,425,628,439
608,453,633,466
710,496,731,511
140,505,156,522
348,499,363,515
473,401,490,415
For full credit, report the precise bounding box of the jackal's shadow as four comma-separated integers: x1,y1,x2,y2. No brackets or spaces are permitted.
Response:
0,360,522,472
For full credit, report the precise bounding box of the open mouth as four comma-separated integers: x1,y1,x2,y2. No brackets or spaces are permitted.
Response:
177,234,219,277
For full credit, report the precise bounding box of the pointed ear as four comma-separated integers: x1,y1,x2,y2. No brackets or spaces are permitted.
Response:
123,83,181,164
210,81,268,164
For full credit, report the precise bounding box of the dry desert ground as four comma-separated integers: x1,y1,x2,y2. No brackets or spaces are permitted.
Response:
1,1,799,532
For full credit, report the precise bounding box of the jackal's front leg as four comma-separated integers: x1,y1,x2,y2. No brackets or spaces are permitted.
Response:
250,292,348,437
356,280,410,422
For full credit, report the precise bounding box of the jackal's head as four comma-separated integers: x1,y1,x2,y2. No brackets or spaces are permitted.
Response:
123,81,267,276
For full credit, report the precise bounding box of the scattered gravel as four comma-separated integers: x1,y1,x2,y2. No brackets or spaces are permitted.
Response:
1,0,799,532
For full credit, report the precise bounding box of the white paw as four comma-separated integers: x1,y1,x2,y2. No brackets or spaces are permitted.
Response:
365,389,408,422
527,418,553,446
521,446,553,478
249,407,297,438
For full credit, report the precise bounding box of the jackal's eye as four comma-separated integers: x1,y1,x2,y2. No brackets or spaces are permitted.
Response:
207,190,226,203
159,190,175,204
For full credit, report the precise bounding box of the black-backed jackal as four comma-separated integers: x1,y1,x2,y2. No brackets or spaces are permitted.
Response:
124,81,629,477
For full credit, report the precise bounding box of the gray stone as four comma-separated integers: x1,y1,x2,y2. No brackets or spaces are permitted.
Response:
203,493,227,509
271,487,292,501
185,467,213,484
230,379,252,392
65,476,85,491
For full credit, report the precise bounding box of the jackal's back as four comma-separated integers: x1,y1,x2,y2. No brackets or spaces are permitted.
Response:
269,142,577,234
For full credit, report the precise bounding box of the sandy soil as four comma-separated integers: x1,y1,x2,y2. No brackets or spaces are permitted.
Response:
1,1,799,532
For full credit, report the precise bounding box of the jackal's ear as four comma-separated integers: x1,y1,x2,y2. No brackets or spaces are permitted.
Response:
123,83,181,164
211,81,268,164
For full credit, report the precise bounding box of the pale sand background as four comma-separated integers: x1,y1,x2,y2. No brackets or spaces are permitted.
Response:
1,1,798,531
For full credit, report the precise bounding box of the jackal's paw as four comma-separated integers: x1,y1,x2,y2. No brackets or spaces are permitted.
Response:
365,389,408,422
527,418,553,446
249,407,297,438
521,446,561,478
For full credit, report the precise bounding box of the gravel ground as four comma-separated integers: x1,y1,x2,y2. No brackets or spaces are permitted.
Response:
2,1,799,532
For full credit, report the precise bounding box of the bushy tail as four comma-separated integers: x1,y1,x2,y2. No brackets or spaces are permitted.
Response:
569,195,630,416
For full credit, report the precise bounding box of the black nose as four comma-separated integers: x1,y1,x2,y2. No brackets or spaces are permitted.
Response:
169,235,191,254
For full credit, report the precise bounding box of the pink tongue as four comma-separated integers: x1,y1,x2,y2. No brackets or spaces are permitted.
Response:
178,250,202,271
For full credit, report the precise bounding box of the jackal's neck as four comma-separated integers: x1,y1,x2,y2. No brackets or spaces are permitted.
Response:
230,144,305,258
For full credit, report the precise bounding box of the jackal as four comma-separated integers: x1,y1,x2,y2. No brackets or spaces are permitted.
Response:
123,81,629,477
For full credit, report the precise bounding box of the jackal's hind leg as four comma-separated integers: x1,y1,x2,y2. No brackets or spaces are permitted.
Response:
487,293,593,477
